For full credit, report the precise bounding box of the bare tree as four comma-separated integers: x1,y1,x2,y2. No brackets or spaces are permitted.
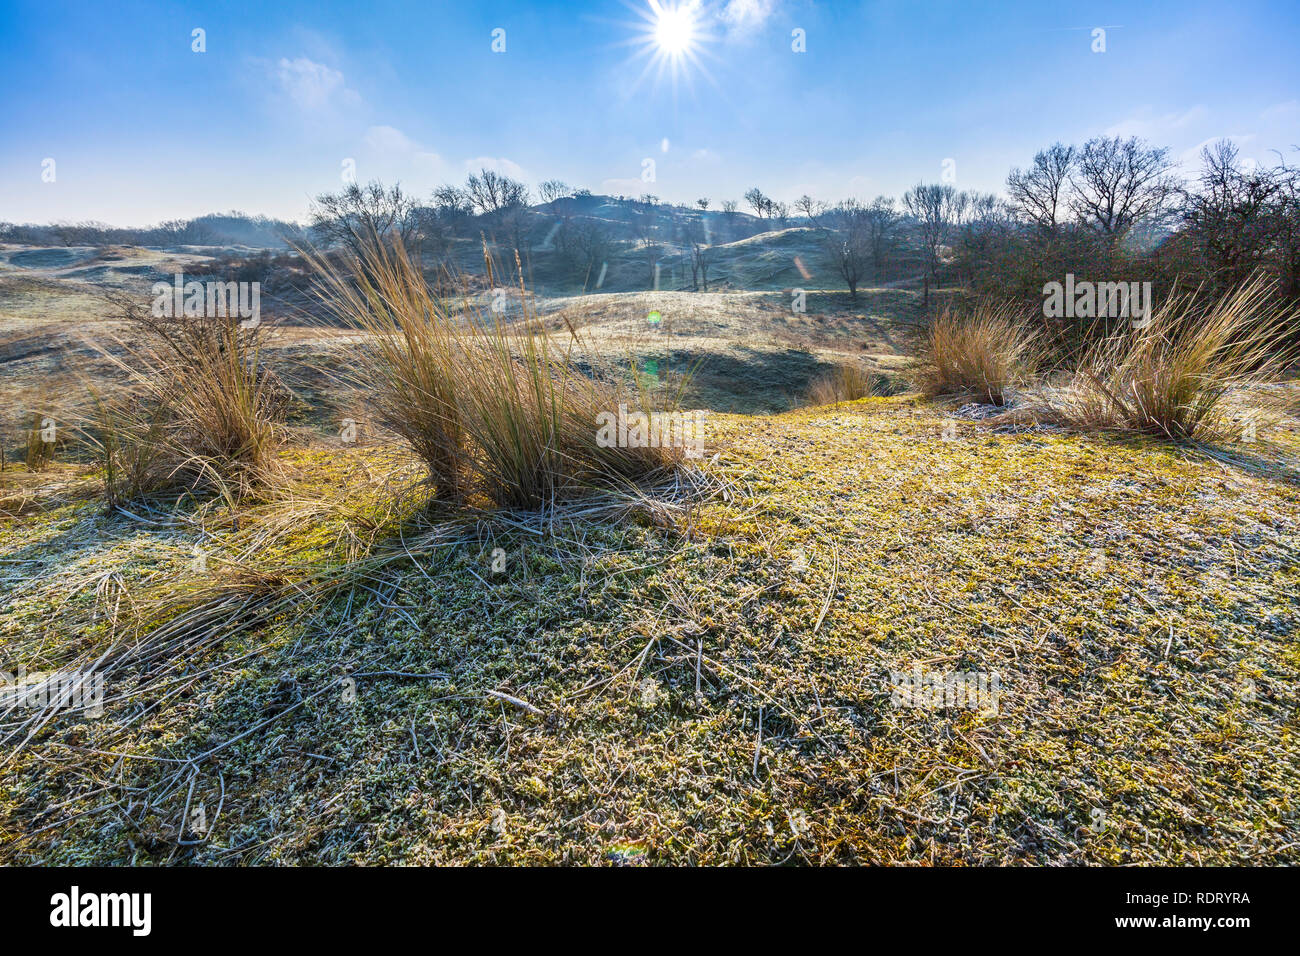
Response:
431,184,474,237
684,217,713,291
954,193,1015,286
744,187,770,218
310,181,420,255
720,199,738,231
538,180,571,204
433,184,473,217
631,195,661,285
466,168,530,216
696,198,710,211
1068,136,1180,241
861,196,901,275
1277,149,1300,301
632,195,660,245
465,169,531,253
1183,140,1297,293
904,183,965,308
827,201,870,299
1007,143,1075,235
499,205,534,256
556,219,610,287
795,194,826,227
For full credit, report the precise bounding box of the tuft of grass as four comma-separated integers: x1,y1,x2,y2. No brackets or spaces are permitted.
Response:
23,412,57,471
75,302,285,506
1057,277,1298,443
304,237,684,510
918,303,1041,406
805,364,897,406
305,241,466,499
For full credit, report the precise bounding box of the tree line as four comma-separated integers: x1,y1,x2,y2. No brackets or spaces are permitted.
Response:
7,137,1298,316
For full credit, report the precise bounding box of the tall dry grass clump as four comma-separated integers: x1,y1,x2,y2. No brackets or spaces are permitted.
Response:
806,364,896,406
305,238,684,509
1058,277,1297,442
305,241,466,499
918,303,1041,406
77,304,284,505
23,412,57,471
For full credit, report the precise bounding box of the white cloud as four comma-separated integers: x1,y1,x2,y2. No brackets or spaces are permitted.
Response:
463,156,530,181
1103,103,1300,172
845,175,876,200
336,141,531,193
362,125,413,152
362,126,442,168
273,57,360,112
1176,134,1261,170
1261,100,1299,122
349,126,449,187
1104,105,1208,140
720,0,778,35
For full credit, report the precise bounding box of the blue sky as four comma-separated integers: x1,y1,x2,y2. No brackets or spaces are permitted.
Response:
2,0,1297,225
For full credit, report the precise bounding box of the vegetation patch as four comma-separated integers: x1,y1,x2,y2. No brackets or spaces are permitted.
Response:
3,398,1297,864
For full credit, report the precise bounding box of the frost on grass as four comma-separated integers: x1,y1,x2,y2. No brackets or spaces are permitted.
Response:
1,397,1298,864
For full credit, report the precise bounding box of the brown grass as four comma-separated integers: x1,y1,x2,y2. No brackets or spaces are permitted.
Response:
806,363,897,406
918,303,1041,406
1055,277,1298,442
23,412,56,471
74,302,285,505
304,238,685,509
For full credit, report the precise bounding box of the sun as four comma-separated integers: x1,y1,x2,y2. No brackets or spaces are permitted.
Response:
619,0,715,95
654,3,696,56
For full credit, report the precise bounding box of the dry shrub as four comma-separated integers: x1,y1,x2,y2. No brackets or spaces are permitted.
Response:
77,303,285,505
918,303,1041,406
1056,277,1297,442
305,238,684,509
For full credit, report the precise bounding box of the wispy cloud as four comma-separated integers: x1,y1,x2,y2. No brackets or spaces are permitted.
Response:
601,177,649,197
345,126,450,188
1261,100,1299,122
1177,134,1257,168
718,0,779,37
273,56,361,112
1104,105,1208,140
463,156,530,181
362,126,441,166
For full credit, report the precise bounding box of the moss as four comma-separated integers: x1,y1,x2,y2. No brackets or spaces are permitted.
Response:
1,397,1299,864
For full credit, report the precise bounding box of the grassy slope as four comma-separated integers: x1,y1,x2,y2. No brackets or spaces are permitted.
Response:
0,276,924,463
2,397,1297,864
